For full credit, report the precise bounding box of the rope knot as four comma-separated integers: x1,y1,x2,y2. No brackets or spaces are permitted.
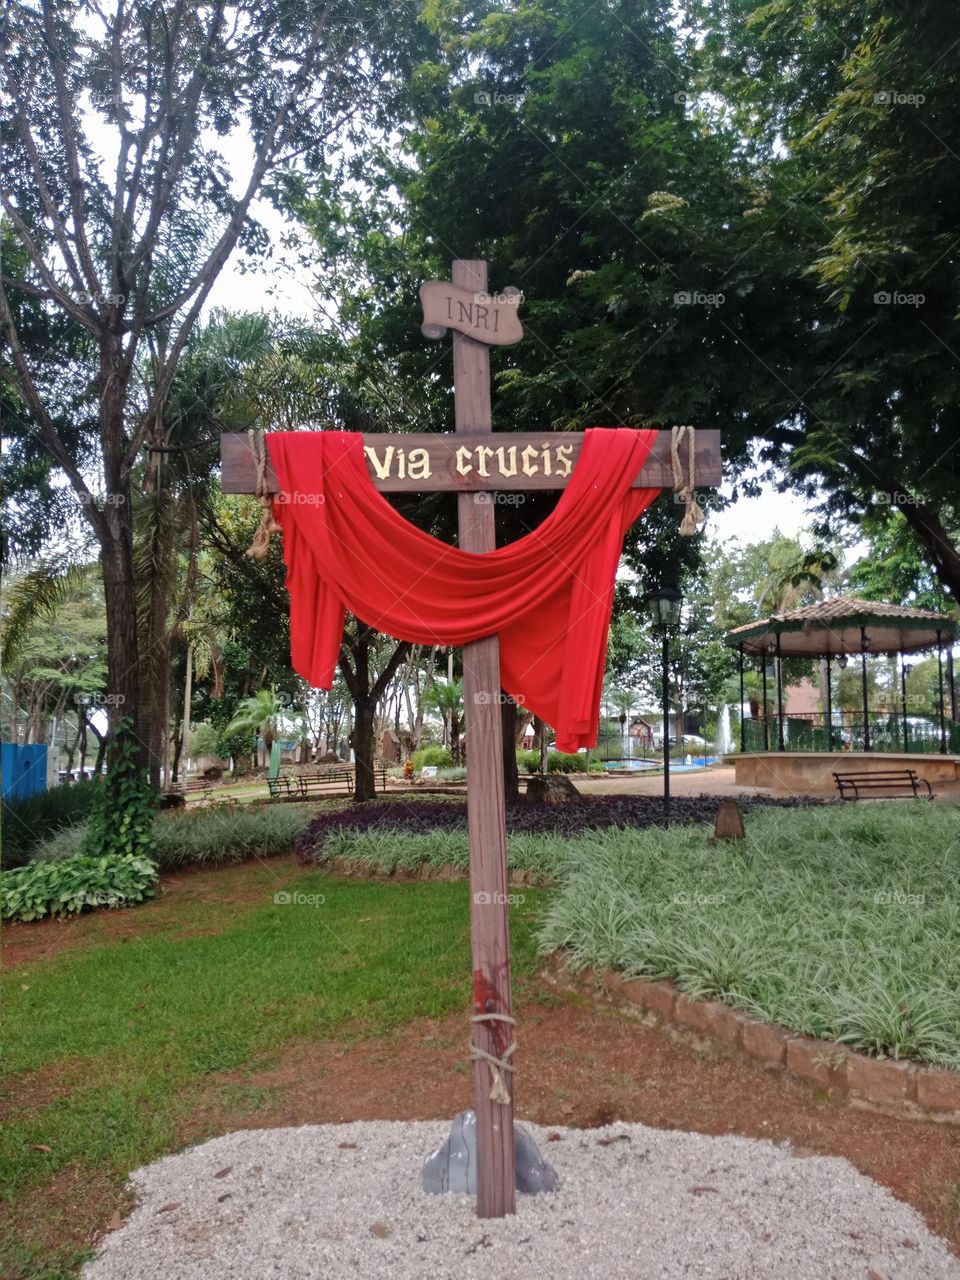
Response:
246,430,282,559
670,424,707,536
470,1012,517,1105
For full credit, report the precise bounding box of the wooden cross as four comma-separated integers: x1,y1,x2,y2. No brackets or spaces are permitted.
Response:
220,259,721,1218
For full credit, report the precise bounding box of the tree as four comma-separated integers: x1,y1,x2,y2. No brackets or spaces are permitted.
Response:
0,0,432,779
692,0,960,602
423,677,464,759
226,688,298,767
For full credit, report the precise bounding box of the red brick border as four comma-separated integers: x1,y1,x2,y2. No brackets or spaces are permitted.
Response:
542,959,960,1126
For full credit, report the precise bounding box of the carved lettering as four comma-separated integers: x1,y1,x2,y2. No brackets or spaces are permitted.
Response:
475,446,495,477
555,444,574,477
521,445,539,477
455,446,473,476
541,444,552,477
407,447,431,480
496,445,518,477
457,301,474,326
365,446,394,480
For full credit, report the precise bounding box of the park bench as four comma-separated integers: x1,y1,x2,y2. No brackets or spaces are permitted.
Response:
171,777,213,795
297,766,388,796
266,767,389,799
833,769,933,801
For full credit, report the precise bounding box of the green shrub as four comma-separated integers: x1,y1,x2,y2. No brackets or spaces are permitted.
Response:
82,723,155,862
517,749,587,773
1,781,101,870
1,853,158,922
33,802,314,871
436,766,467,782
412,745,453,769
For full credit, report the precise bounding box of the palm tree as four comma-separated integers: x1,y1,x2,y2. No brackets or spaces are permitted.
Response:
610,688,637,756
423,678,464,760
226,688,290,768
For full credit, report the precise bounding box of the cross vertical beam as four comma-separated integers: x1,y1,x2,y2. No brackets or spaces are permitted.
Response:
452,259,517,1217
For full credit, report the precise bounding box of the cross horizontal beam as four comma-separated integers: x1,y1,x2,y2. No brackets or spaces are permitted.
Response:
220,429,721,494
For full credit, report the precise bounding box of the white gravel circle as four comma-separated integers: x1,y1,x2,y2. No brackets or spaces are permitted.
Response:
82,1121,959,1280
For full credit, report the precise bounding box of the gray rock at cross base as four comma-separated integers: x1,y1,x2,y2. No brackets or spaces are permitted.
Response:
422,1111,559,1195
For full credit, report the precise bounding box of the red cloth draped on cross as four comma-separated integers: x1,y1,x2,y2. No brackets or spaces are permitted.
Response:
266,427,660,753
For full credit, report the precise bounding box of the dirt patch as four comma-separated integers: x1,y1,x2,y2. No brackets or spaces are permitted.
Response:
179,990,960,1257
1,856,302,968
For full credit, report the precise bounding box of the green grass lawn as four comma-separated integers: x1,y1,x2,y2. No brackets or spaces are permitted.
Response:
1,864,549,1279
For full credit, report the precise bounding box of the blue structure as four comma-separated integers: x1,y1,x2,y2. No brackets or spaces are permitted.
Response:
1,743,48,802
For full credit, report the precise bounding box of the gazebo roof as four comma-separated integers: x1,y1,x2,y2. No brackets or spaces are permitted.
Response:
725,595,957,657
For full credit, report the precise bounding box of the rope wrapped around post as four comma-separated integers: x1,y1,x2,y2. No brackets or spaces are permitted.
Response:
671,425,706,536
470,1012,517,1104
246,430,282,559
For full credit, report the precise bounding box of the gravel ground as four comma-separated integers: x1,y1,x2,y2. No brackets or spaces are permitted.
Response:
83,1121,959,1280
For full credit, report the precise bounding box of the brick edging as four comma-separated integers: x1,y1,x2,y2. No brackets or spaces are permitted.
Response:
542,958,960,1126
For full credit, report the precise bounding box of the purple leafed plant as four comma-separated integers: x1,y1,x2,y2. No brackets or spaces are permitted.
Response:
294,794,825,864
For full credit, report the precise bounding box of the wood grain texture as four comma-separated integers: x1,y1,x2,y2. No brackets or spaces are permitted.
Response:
453,259,517,1219
220,429,722,493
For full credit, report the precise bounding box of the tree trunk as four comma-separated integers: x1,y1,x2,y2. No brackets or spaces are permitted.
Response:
177,643,193,784
99,497,143,771
501,695,519,802
352,698,377,801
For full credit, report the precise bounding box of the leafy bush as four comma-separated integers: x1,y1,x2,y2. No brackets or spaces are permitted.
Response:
1,780,100,870
34,802,315,870
436,766,467,782
82,723,155,862
412,745,453,769
517,749,588,773
1,853,158,922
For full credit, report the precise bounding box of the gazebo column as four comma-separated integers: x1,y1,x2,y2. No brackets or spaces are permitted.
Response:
949,648,958,723
775,632,785,751
937,630,947,754
860,627,872,752
825,652,833,751
900,656,910,752
738,644,746,752
761,655,769,751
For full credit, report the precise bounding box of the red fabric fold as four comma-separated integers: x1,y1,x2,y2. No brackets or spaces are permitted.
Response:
267,428,659,752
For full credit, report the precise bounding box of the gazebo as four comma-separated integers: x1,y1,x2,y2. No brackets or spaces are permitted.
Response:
725,596,959,793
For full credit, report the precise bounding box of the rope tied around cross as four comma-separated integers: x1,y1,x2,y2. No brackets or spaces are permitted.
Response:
246,429,282,559
469,1012,517,1105
671,424,706,536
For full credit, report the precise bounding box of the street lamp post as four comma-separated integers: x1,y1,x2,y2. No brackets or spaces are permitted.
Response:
644,588,683,827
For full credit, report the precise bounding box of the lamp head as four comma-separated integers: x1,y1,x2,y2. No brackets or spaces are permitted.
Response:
643,587,683,631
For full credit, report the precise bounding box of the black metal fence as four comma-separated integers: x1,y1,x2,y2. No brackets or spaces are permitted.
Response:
742,711,960,754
